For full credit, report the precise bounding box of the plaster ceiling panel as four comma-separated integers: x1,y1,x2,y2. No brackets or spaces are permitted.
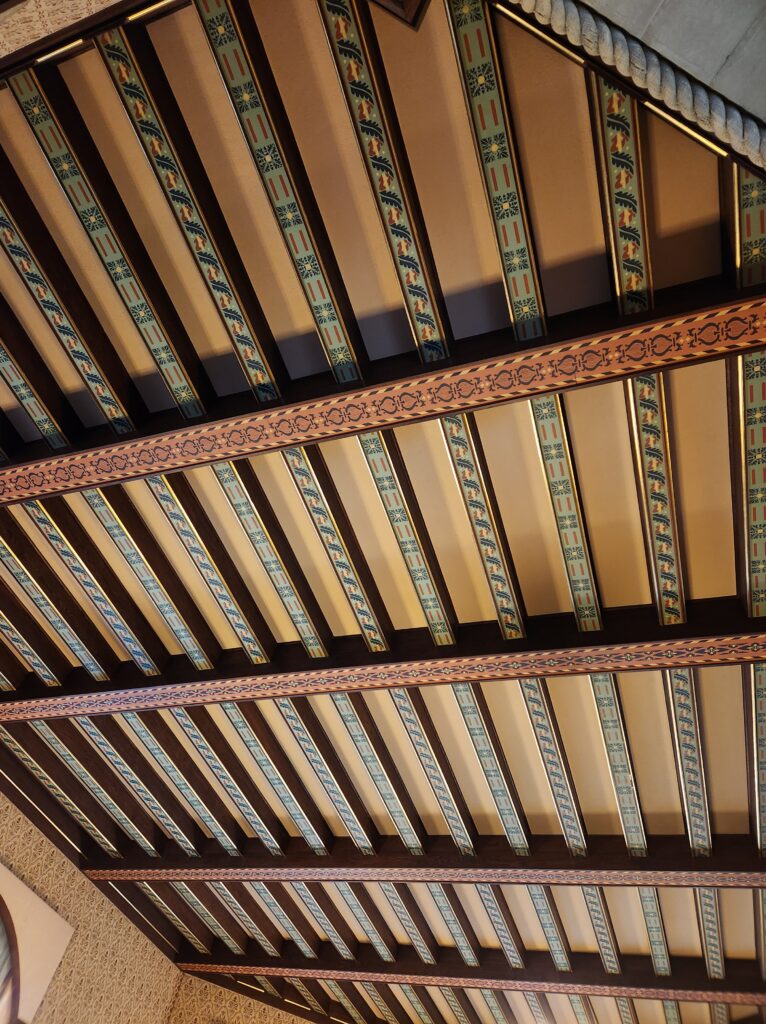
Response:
634,1002,667,1024
495,15,611,316
60,47,242,395
498,883,548,951
603,886,651,956
666,360,736,599
0,86,170,411
657,887,702,957
149,7,328,381
590,997,622,1024
319,437,426,632
549,884,598,952
474,401,573,617
252,0,411,361
371,0,509,339
718,887,755,959
642,109,721,289
696,666,749,833
563,382,651,609
679,1007,709,1024
393,419,496,624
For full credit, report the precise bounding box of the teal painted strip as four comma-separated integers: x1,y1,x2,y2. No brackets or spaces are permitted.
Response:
136,881,209,953
213,462,326,658
207,880,279,955
401,985,436,1024
530,396,601,631
83,488,210,670
283,447,387,652
291,881,355,959
752,665,766,851
10,70,204,418
254,975,281,998
0,610,58,686
22,500,157,674
380,881,435,964
524,993,549,1024
445,0,543,339
0,201,132,433
441,414,524,640
663,1001,682,1024
335,881,394,961
427,882,478,966
696,886,725,980
741,352,766,616
172,880,244,955
288,978,324,1015
638,885,671,976
0,673,13,692
361,983,398,1024
359,432,454,646
582,884,620,974
247,881,317,958
482,990,511,1024
616,998,637,1024
0,534,106,680
325,980,367,1024
146,475,267,664
194,0,360,384
568,995,595,1024
526,883,570,971
665,669,711,854
710,1006,729,1024
0,343,66,447
96,28,278,402
441,987,472,1024
317,0,447,362
391,687,474,855
476,883,523,968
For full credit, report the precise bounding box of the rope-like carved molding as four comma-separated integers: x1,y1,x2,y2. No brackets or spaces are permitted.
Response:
0,299,764,505
493,0,766,170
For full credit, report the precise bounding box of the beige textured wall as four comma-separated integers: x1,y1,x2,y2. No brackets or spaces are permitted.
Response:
168,975,306,1024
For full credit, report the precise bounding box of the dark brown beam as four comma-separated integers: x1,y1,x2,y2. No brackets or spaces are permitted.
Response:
0,577,73,683
1,280,763,502
98,878,182,956
2,597,766,720
83,833,766,889
194,971,349,1024
369,0,431,26
221,881,284,955
0,411,25,462
150,879,214,951
290,881,359,960
178,944,766,1004
0,643,32,691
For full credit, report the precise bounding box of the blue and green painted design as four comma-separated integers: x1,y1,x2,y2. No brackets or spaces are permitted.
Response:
96,28,277,401
0,201,132,433
582,884,620,974
282,446,387,652
83,488,210,670
10,69,204,418
739,351,766,616
22,499,157,675
208,880,279,954
476,883,523,968
427,882,478,966
324,981,366,1024
247,881,317,958
737,167,766,288
380,881,435,964
527,884,569,970
172,880,244,955
334,881,394,961
317,0,447,362
524,992,550,1024
291,881,354,959
0,610,58,686
638,885,671,975
440,987,473,1024
665,668,711,855
0,344,66,448
361,983,398,1024
696,886,725,980
194,0,360,383
445,0,543,338
137,881,209,954
751,664,766,851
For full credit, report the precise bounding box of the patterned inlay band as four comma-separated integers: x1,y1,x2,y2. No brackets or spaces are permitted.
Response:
441,986,472,1024
96,29,278,401
482,989,511,1024
361,981,398,1024
427,882,478,966
172,880,244,955
208,880,279,955
401,984,436,1024
22,500,157,675
247,881,317,958
334,881,394,961
317,0,447,361
324,980,366,1024
10,69,203,418
524,992,549,1024
0,200,132,433
137,881,209,954
665,669,712,854
582,884,620,974
0,610,58,686
0,342,66,448
638,885,671,976
291,881,354,959
568,994,596,1024
526,883,570,971
616,997,638,1024
194,0,360,383
696,887,725,980
740,351,766,616
476,882,523,968
738,168,766,288
380,881,435,964
287,978,324,1015
750,664,766,851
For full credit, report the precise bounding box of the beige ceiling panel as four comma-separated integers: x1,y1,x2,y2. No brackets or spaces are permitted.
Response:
657,887,702,957
495,17,611,315
0,559,78,668
253,0,411,358
603,886,651,956
319,437,425,632
453,882,498,949
149,8,326,376
548,674,622,834
60,49,238,380
730,1010,761,1022
394,420,496,623
679,1007,710,1024
481,679,560,833
590,997,622,1024
474,401,573,617
547,995,579,1024
250,452,359,637
499,883,548,951
407,883,454,947
121,477,239,650
696,666,749,832
550,885,598,953
362,881,410,945
719,888,755,959
667,360,735,599
634,1001,667,1024
564,383,651,608
617,670,684,834
505,991,538,1024
0,87,166,404
372,0,509,339
642,110,721,289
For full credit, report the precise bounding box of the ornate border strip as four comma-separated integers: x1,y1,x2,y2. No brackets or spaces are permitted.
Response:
441,986,473,1024
2,299,765,505
638,885,671,976
194,0,359,383
4,630,766,721
208,880,280,955
739,352,766,616
380,881,435,964
749,664,766,851
291,882,354,960
96,28,278,401
9,69,203,418
568,995,596,1024
137,881,209,954
247,881,317,959
526,883,570,971
172,880,245,955
324,980,366,1024
288,978,324,1015
665,669,712,854
738,168,766,287
581,884,620,974
524,992,549,1024
0,342,66,448
361,981,398,1024
0,610,58,685
696,886,725,980
427,883,478,966
476,882,523,968
317,0,447,361
482,989,512,1024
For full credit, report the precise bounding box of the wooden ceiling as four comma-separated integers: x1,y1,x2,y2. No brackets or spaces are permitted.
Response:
0,2,764,1024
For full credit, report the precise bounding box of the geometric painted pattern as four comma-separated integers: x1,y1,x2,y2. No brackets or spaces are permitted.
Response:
451,683,528,852
750,664,766,851
0,534,106,680
665,668,712,855
445,0,543,339
358,432,454,645
626,374,684,625
9,69,204,418
172,880,244,955
208,880,279,954
0,343,66,448
212,462,326,659
427,882,478,966
482,990,512,1024
317,0,447,361
593,79,649,315
82,488,211,671
525,992,552,1024
616,997,638,1024
0,199,133,433
440,986,473,1024
324,980,366,1024
21,499,157,675
0,609,58,686
526,883,570,971
568,995,596,1024
380,881,435,964
220,701,328,855
710,1006,730,1024
390,687,475,855
401,985,438,1024
695,886,725,980
476,882,524,968
282,447,387,652
530,397,602,632
291,882,354,959
334,881,394,961
146,474,267,665
330,691,424,853
361,981,399,1024
194,0,360,383
246,882,317,959
96,29,278,402
663,1000,682,1024
740,351,766,616
738,168,766,288
440,414,524,639
136,881,209,954
638,885,671,976
582,884,620,974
